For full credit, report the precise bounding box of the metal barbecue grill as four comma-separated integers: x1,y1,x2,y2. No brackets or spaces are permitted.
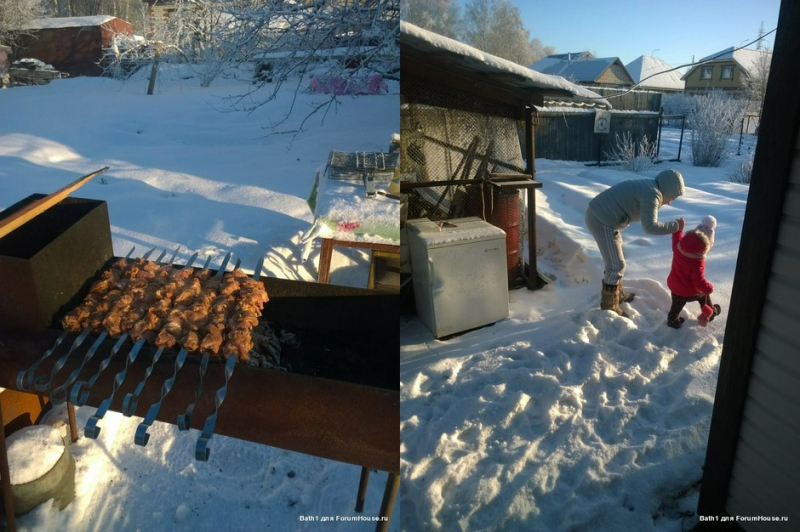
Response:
0,193,399,531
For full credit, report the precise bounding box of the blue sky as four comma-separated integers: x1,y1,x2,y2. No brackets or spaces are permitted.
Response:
459,0,781,70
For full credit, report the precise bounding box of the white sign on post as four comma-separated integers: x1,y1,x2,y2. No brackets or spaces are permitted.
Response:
594,109,611,134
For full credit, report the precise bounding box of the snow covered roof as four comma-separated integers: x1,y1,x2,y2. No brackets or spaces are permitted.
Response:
683,46,771,80
530,55,632,85
626,55,684,91
401,21,611,109
20,15,118,30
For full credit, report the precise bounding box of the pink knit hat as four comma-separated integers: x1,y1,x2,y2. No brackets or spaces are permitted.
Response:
695,216,716,247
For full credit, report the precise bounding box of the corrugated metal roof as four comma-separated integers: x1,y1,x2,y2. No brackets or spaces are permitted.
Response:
531,55,631,85
401,21,611,109
626,55,684,91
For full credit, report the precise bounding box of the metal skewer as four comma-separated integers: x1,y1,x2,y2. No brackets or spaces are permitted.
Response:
16,330,69,391
70,334,128,406
253,255,265,280
49,330,108,405
84,338,145,439
135,348,188,446
196,354,237,461
32,328,92,393
184,252,198,268
121,346,165,416
168,246,181,264
154,249,167,263
177,352,209,431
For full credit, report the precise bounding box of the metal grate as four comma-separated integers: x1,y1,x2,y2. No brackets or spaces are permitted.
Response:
327,150,399,181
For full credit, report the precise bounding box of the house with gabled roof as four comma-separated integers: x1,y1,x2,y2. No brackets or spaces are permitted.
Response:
626,55,684,92
530,53,635,89
682,46,771,96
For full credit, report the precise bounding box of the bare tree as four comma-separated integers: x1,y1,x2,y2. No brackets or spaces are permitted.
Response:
462,0,538,66
741,48,772,115
529,36,555,64
401,0,461,39
0,0,51,47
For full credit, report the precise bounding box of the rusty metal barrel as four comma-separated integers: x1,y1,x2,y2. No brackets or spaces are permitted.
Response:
464,184,520,281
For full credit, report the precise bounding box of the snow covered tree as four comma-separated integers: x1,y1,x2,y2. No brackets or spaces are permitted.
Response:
740,48,771,115
401,0,461,39
0,0,51,48
688,90,747,168
462,0,536,66
529,36,555,64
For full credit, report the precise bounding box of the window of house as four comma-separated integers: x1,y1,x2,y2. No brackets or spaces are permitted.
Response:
721,65,734,80
701,66,713,80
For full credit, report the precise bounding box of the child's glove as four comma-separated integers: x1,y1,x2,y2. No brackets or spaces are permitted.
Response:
676,217,685,233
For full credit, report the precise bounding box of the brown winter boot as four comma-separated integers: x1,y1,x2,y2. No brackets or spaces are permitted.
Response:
619,280,635,303
601,282,628,317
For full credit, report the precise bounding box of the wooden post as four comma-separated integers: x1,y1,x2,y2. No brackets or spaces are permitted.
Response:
524,106,539,290
147,42,163,96
0,399,17,532
355,466,370,512
375,472,399,532
67,403,79,443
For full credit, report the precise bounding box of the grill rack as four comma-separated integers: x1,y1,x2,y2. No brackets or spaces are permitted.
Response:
326,150,399,181
15,245,263,461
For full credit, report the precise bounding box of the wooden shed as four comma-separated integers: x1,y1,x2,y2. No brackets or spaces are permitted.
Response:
399,21,609,290
15,16,134,78
696,0,800,528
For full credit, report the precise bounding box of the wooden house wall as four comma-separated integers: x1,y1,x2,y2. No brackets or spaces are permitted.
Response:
594,63,633,87
724,128,800,530
684,61,746,94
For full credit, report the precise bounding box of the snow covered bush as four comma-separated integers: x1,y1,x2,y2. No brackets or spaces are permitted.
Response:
604,132,657,172
727,158,754,184
660,92,696,126
688,90,747,167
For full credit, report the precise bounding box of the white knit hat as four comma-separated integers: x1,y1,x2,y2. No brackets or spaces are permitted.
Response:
696,215,716,246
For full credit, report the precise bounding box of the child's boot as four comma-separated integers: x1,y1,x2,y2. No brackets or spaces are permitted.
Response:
698,305,714,327
709,304,722,322
667,317,685,329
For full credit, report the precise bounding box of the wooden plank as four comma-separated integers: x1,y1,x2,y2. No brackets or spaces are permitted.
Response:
0,167,109,239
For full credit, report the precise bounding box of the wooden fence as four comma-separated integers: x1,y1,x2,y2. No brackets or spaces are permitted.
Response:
583,86,663,112
534,110,660,162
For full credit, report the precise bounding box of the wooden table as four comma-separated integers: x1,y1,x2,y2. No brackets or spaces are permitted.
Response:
318,238,401,285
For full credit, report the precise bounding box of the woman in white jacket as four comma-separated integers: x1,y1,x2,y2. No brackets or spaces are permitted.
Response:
585,169,685,316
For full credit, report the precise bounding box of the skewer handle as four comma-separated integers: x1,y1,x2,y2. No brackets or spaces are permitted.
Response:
0,167,110,240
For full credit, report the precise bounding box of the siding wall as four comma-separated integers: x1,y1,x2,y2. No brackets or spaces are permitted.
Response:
725,127,800,530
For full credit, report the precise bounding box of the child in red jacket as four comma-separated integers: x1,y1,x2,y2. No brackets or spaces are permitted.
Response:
666,216,722,328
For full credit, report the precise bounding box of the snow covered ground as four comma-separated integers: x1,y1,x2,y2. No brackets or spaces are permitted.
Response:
400,129,756,531
0,66,399,531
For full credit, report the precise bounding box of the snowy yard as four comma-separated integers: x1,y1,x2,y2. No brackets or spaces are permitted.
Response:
0,66,400,531
400,128,755,531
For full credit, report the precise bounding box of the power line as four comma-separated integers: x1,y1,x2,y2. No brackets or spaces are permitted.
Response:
588,28,777,101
